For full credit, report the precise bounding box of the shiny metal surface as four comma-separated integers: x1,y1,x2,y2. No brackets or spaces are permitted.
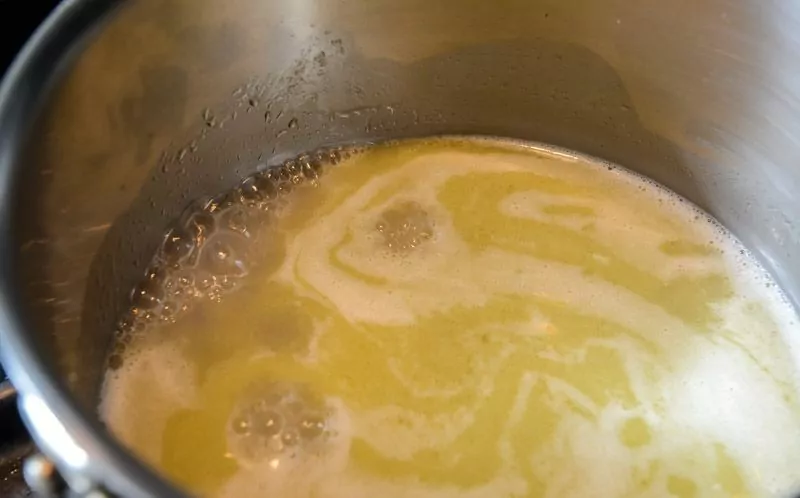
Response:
1,0,799,495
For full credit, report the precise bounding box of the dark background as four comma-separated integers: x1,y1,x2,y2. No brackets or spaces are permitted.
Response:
0,1,62,76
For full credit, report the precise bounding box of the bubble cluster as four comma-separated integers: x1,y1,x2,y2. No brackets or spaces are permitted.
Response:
226,382,334,466
376,201,434,252
109,146,359,367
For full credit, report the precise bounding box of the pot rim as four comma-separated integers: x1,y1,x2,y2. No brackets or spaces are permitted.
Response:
0,1,184,496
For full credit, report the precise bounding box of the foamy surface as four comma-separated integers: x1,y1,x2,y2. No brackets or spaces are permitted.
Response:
101,137,800,498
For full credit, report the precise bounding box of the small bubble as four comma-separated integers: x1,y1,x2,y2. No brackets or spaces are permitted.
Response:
299,414,326,440
287,117,299,129
131,279,164,310
112,337,128,353
224,207,250,235
200,232,249,278
239,174,278,207
284,160,305,184
217,275,239,292
117,313,135,334
145,265,167,283
232,415,251,435
282,430,300,447
160,301,178,322
107,353,123,370
255,410,283,438
327,149,343,164
185,211,216,245
269,167,295,195
206,287,223,303
161,228,195,265
171,270,195,294
197,271,214,288
297,155,321,183
135,309,155,323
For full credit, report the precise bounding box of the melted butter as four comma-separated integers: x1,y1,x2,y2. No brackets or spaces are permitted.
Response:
100,138,800,498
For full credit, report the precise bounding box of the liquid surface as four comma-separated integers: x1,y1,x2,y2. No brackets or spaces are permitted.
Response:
101,138,800,498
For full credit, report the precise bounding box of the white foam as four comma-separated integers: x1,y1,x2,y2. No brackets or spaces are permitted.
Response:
100,340,198,466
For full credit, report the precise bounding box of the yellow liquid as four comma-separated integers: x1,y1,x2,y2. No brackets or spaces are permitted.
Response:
101,138,800,497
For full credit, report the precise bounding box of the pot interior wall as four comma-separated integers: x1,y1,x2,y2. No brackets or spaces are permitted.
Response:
11,0,800,414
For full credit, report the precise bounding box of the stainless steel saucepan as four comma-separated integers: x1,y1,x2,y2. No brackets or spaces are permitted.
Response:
1,0,799,496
